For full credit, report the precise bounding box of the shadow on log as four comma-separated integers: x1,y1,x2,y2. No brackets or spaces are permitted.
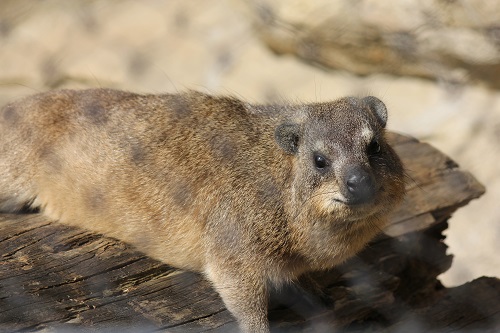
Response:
1,133,498,332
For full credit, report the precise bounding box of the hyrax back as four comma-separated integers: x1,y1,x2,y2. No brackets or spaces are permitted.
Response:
0,89,405,332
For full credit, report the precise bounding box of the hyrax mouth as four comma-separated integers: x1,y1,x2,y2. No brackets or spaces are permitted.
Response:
327,182,383,221
328,198,379,222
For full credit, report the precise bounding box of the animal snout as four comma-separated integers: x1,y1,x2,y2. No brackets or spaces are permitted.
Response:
345,166,376,205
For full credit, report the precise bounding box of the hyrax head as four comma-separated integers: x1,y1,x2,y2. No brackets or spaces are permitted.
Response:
275,96,405,223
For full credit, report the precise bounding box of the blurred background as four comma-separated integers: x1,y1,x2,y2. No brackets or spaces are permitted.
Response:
0,0,498,287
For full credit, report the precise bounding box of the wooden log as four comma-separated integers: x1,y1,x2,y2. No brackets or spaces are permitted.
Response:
1,133,498,332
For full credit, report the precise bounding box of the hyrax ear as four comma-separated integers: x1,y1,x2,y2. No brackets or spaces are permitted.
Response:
275,123,300,154
362,96,388,128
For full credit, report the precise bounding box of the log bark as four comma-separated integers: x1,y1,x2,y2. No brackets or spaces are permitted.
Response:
1,133,498,332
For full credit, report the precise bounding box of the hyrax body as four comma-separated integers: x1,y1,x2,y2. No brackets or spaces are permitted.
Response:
0,89,405,332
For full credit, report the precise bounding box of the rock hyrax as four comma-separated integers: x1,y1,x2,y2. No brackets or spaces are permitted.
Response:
0,89,405,332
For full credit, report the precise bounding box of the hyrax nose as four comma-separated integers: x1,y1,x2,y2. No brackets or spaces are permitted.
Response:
345,166,376,204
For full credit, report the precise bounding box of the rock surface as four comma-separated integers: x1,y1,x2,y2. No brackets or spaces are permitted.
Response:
0,0,499,286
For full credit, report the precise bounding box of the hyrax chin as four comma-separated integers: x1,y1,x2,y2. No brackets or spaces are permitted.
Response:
0,89,405,332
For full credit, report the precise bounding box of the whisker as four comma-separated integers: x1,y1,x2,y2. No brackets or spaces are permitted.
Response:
291,190,340,222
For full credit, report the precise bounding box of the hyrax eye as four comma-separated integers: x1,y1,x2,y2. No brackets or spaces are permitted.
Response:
367,139,381,155
313,154,329,170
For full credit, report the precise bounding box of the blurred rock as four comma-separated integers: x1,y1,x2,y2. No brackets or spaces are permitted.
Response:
245,0,500,88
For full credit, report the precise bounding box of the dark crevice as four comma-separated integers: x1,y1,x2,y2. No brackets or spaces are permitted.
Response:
156,308,228,331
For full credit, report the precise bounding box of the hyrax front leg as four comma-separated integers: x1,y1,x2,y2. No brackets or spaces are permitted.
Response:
205,261,269,333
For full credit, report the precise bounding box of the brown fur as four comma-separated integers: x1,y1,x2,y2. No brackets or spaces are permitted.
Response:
0,89,405,332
